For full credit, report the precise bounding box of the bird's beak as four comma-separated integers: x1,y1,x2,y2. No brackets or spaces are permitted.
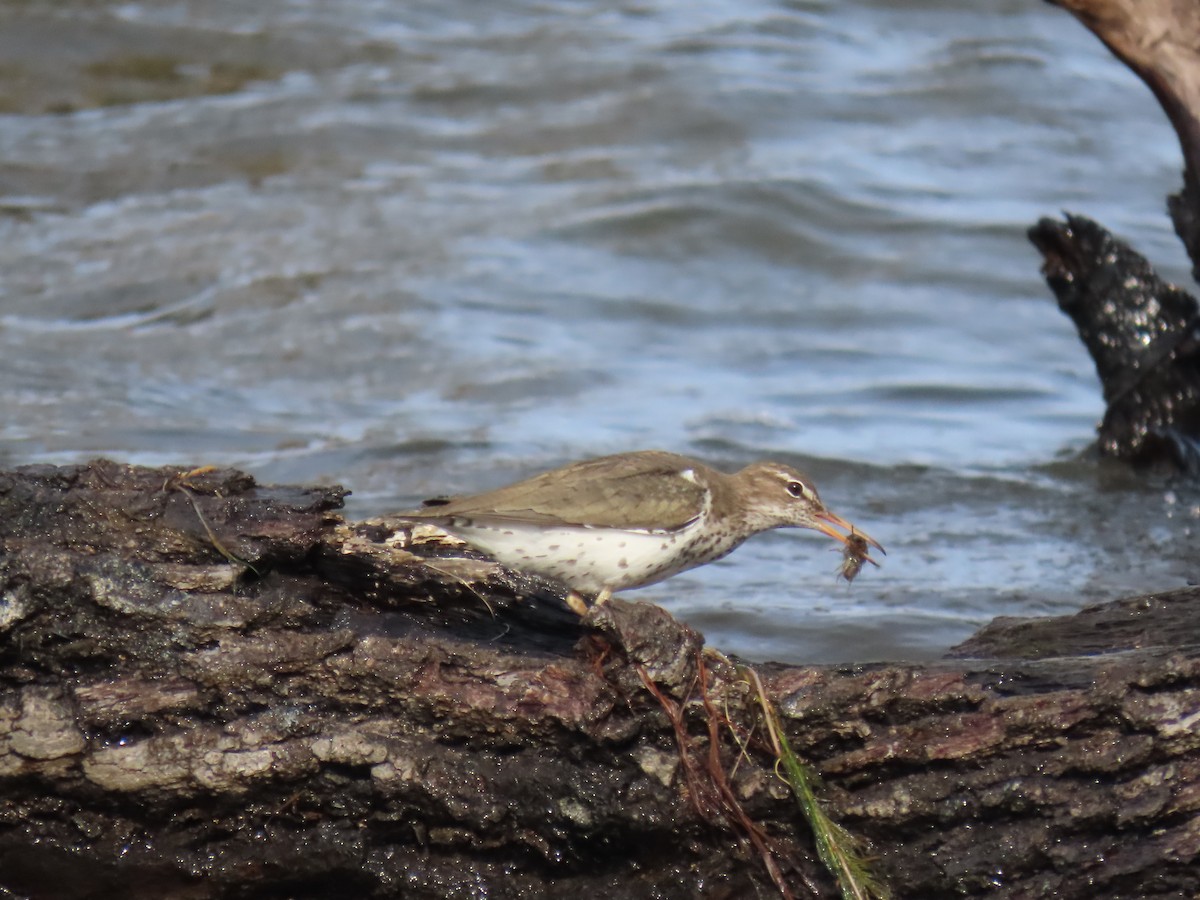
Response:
811,509,885,556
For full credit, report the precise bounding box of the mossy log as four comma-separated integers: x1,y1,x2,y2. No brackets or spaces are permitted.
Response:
1,461,1197,899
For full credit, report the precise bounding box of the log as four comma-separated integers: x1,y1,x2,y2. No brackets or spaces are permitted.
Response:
1,460,1198,898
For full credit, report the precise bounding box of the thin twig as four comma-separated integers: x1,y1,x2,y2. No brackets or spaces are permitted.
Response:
174,484,260,576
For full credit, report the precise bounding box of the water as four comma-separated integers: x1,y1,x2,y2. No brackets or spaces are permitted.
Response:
0,0,1196,663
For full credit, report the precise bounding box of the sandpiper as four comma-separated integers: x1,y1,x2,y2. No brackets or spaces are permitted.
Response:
401,450,883,615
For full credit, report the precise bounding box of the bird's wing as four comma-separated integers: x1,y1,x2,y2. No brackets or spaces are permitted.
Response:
404,451,709,532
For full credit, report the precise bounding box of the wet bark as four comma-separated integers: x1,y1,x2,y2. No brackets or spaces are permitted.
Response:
1,461,1198,899
1028,213,1200,469
1032,0,1200,470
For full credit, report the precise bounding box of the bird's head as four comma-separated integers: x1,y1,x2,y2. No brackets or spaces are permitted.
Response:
733,462,884,558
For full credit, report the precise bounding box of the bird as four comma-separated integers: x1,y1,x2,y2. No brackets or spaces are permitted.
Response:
400,450,883,615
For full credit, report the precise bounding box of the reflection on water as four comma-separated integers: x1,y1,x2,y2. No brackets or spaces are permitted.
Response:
0,0,1196,663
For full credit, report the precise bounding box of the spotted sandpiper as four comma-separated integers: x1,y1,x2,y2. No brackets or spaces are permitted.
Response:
401,450,883,615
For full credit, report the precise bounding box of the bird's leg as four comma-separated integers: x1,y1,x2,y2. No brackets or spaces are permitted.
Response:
565,587,613,617
565,591,590,616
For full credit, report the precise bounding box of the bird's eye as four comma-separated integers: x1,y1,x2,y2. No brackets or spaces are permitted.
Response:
786,481,806,499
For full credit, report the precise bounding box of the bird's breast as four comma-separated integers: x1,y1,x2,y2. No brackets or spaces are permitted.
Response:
441,518,737,593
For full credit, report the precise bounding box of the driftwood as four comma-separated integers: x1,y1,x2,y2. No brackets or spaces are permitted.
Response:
1028,213,1200,469
1,460,1199,899
1032,0,1200,470
1049,0,1200,280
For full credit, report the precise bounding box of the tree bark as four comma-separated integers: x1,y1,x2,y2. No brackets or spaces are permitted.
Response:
1,461,1198,899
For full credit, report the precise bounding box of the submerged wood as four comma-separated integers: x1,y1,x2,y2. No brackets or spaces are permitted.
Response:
1,461,1198,898
1048,0,1200,279
1030,0,1200,470
1029,213,1200,469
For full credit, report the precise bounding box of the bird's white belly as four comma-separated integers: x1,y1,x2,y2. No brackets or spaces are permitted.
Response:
443,520,740,595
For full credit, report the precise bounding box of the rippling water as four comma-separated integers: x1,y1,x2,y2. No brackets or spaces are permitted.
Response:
1,0,1196,663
